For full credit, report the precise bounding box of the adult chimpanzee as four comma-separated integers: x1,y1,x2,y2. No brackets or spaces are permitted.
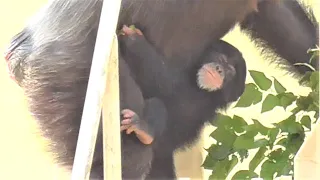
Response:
6,22,246,180
119,26,247,179
6,28,169,180
4,0,318,179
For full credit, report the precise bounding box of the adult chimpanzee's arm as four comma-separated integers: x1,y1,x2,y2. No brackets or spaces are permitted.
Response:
145,151,176,180
240,0,318,73
118,28,178,97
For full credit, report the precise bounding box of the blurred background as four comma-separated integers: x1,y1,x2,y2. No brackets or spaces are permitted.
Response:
0,0,318,179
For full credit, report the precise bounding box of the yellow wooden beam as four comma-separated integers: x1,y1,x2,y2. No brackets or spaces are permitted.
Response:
71,0,122,179
102,36,121,180
294,120,320,180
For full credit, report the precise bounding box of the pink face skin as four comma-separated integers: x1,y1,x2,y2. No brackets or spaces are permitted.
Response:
197,63,224,92
203,65,223,88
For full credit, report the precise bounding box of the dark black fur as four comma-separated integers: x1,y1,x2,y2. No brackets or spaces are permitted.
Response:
119,34,247,179
5,0,318,179
7,28,168,180
118,58,168,180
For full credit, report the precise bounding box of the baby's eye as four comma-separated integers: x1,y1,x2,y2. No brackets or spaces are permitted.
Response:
216,65,223,74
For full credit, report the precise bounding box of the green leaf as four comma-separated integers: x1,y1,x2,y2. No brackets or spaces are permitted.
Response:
268,128,279,147
273,78,286,94
277,116,304,134
276,160,293,177
309,91,319,104
269,149,284,161
277,92,297,110
315,111,319,121
242,125,259,137
226,155,239,175
276,138,287,147
309,71,319,90
261,94,281,113
208,174,218,180
277,115,296,133
300,115,312,130
299,71,312,86
252,119,269,135
306,103,318,113
274,155,292,177
233,134,255,150
291,106,302,114
242,120,268,138
211,113,233,127
252,91,263,105
210,127,237,148
269,150,292,177
209,158,231,180
202,156,218,169
296,95,314,111
231,170,258,180
129,24,137,30
249,70,272,90
287,122,304,134
232,115,248,133
286,133,305,154
236,149,249,162
253,139,269,148
235,83,262,107
260,160,277,179
249,147,267,171
207,144,233,160
212,114,248,134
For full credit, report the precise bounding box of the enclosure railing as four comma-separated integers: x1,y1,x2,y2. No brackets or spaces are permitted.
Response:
70,0,122,179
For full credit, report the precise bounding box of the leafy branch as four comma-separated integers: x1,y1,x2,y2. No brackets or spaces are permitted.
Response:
204,48,319,180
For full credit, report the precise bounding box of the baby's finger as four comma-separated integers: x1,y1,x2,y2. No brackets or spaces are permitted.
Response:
121,109,135,118
126,126,135,134
121,119,132,125
120,125,130,131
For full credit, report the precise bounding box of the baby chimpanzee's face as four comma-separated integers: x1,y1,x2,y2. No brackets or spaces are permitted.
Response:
197,52,236,92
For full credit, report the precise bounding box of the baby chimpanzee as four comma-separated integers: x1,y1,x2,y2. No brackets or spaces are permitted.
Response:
119,25,247,179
